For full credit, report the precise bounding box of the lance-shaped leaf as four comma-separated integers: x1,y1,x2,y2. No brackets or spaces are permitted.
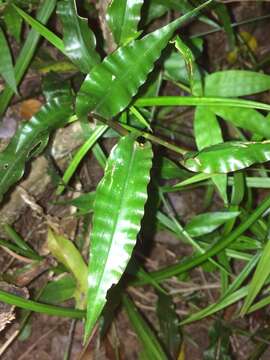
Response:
107,0,144,46
210,106,270,139
57,0,100,73
194,106,227,203
76,1,212,118
86,135,153,339
0,27,17,94
205,70,270,97
181,141,270,174
0,95,73,202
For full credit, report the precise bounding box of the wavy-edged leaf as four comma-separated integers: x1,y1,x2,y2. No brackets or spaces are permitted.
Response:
205,70,270,97
86,135,153,339
107,0,144,46
76,1,212,118
47,229,87,308
184,211,240,237
123,294,168,360
182,141,270,174
210,106,270,139
0,27,17,94
194,106,227,203
57,0,100,73
0,95,73,202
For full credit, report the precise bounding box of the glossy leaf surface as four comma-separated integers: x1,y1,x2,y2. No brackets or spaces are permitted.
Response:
0,95,73,202
57,0,100,73
210,106,270,139
182,141,270,174
76,1,211,118
0,27,17,93
86,135,153,339
205,70,270,97
184,211,240,237
194,106,227,203
107,0,144,46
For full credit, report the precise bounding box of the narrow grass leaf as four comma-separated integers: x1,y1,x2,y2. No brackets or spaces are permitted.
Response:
76,1,212,118
0,27,17,94
123,295,168,360
12,4,65,54
56,125,108,195
182,141,270,174
241,238,270,315
205,70,270,97
0,95,73,202
0,0,57,116
107,0,144,46
57,0,100,73
85,135,153,339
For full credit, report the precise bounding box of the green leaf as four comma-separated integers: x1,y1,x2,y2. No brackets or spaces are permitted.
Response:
12,4,65,54
61,191,96,214
205,70,270,97
85,135,153,339
214,3,235,50
194,106,227,203
0,27,17,94
107,0,144,46
40,275,76,304
0,95,73,202
47,229,88,308
57,0,100,73
211,106,270,139
156,292,181,358
184,211,240,237
4,4,22,42
182,141,270,174
123,295,168,360
241,238,270,315
203,320,232,360
76,1,212,118
0,0,57,116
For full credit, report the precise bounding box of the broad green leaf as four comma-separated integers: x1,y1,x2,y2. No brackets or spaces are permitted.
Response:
57,0,100,73
107,0,144,46
182,141,270,174
86,135,153,339
61,191,96,214
0,0,57,116
123,295,168,360
47,229,87,308
76,1,212,118
184,211,240,237
194,106,227,203
241,238,270,315
0,95,73,202
160,157,190,180
4,4,22,42
211,106,270,139
156,292,181,358
205,70,270,97
40,275,76,304
0,27,17,94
